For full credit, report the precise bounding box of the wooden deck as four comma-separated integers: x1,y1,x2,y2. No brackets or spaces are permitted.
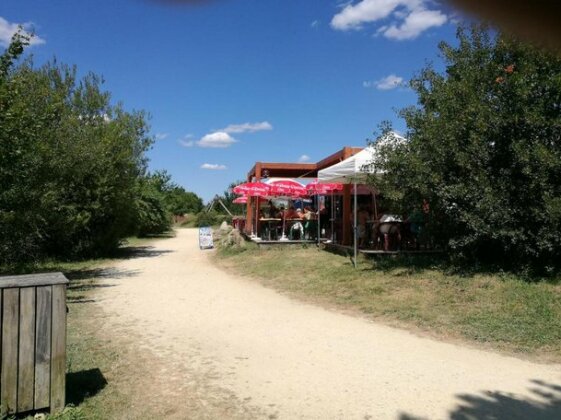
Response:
249,237,318,248
324,242,445,256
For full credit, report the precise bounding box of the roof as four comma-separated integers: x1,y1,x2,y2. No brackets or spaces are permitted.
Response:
317,147,379,184
247,147,363,180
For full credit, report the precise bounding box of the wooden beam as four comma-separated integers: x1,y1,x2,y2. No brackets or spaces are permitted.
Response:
17,288,36,412
35,286,52,410
0,273,68,289
1,289,19,415
50,285,66,413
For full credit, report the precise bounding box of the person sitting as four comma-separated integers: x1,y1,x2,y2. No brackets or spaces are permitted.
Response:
302,206,317,240
267,200,278,218
378,213,402,251
287,207,303,239
357,206,370,248
284,205,300,220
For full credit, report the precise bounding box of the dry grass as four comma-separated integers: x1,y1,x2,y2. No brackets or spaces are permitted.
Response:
215,245,561,362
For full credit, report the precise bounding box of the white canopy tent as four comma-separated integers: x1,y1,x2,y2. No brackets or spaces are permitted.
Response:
317,146,378,184
317,146,380,267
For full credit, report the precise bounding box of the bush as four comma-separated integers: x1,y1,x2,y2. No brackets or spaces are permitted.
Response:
195,211,231,227
179,213,197,228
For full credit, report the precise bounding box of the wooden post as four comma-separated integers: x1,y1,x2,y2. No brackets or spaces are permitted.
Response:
0,273,68,416
255,163,262,237
342,184,352,245
341,147,354,246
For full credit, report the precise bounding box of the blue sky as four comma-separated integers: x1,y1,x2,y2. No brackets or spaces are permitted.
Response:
1,0,463,202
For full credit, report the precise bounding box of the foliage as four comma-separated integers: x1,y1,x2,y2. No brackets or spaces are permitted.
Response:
372,25,561,274
0,30,154,263
195,211,231,227
179,213,197,228
211,180,246,215
165,186,203,215
135,172,172,237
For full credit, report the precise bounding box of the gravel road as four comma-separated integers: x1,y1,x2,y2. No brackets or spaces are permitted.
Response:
95,228,561,419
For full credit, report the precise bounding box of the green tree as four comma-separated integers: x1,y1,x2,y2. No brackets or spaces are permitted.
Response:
373,25,561,273
135,172,172,237
0,30,153,263
212,180,245,215
165,186,204,215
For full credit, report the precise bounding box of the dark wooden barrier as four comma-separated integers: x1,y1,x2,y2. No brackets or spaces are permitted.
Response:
1,272,68,416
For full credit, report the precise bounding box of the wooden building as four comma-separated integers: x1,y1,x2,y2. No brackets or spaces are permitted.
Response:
245,146,363,245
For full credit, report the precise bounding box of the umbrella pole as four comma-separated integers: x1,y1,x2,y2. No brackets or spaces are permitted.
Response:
354,181,358,268
255,196,260,239
250,198,255,237
331,191,334,243
317,193,320,246
280,198,288,241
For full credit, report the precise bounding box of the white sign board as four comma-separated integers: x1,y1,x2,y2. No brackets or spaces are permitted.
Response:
198,226,214,250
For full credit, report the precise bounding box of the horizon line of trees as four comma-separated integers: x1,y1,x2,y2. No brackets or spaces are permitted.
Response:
0,29,203,266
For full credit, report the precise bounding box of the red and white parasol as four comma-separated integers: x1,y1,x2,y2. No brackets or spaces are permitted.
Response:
268,180,308,197
306,180,343,195
233,196,248,204
232,182,271,197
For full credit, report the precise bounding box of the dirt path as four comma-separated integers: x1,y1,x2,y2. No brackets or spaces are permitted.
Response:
94,228,561,419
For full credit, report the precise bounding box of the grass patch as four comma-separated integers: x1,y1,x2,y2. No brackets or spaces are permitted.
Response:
0,234,172,419
214,246,561,361
0,233,174,276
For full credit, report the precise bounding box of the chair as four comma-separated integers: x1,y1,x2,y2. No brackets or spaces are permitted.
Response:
289,222,304,240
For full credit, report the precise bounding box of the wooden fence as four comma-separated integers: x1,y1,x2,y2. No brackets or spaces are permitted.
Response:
1,272,68,416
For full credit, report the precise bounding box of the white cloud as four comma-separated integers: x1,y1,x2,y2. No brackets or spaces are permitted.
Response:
0,16,45,47
364,74,404,90
181,122,270,150
330,0,447,40
336,0,355,9
383,8,446,39
155,133,169,140
331,0,403,31
197,131,237,148
178,134,195,147
298,154,311,162
201,163,227,170
221,121,273,134
311,20,320,29
179,139,195,147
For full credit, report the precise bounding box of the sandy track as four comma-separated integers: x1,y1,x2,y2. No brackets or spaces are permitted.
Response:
95,229,561,419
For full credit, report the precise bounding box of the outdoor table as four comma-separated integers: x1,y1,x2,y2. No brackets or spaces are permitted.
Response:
259,218,282,240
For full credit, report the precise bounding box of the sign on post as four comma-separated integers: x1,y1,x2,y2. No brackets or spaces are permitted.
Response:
198,226,214,250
